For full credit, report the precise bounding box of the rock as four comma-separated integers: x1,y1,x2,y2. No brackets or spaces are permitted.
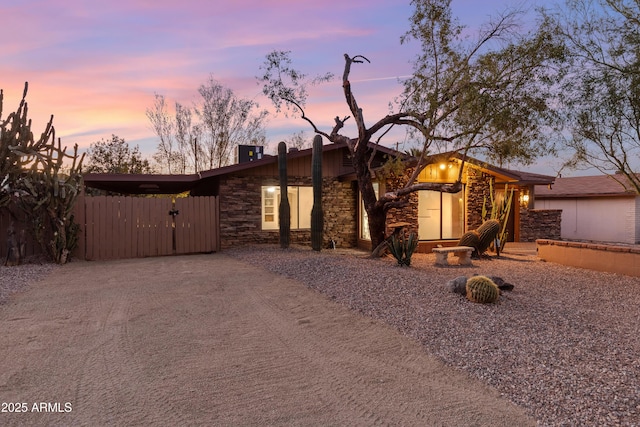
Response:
447,276,467,295
485,275,514,291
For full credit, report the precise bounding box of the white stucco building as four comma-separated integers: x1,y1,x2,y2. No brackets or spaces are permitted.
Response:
535,174,640,244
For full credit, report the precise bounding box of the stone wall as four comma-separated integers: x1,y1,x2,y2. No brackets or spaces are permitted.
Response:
323,179,358,248
519,208,562,242
385,170,419,236
465,169,492,231
218,175,357,249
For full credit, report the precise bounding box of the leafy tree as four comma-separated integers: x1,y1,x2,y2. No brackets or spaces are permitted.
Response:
85,134,153,174
259,0,564,251
547,0,640,193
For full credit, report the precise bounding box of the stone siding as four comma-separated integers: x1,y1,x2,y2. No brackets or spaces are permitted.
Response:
385,171,419,236
465,169,492,231
520,209,562,242
218,175,357,249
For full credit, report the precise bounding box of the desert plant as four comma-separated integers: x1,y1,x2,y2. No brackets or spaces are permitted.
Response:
311,135,323,251
476,219,500,254
13,140,84,264
277,141,290,249
482,180,514,254
457,230,481,254
2,82,85,264
466,275,500,303
387,231,419,266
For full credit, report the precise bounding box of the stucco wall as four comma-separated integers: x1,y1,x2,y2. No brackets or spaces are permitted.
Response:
537,239,640,277
537,197,639,244
218,175,357,249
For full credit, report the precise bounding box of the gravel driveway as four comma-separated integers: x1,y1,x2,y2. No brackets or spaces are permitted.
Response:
0,253,533,426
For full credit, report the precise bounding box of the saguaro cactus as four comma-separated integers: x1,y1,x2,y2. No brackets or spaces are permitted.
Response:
277,141,290,248
311,135,323,251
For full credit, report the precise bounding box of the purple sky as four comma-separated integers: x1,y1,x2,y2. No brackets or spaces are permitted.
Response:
3,0,565,174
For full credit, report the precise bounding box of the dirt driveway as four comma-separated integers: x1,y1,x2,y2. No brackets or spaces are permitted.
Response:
0,254,534,426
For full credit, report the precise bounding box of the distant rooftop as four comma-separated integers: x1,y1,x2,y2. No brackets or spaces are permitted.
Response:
536,174,638,198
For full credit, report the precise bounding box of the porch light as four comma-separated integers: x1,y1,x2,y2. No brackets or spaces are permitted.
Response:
439,163,446,170
520,192,530,207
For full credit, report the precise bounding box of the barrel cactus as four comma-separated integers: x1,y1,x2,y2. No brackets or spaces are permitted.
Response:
466,275,500,304
457,230,480,252
476,219,500,254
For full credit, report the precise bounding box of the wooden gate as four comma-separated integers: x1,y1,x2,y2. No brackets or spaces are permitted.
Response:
80,196,219,261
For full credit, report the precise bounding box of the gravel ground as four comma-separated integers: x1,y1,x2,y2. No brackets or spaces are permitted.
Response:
3,246,639,426
227,244,640,427
0,261,56,305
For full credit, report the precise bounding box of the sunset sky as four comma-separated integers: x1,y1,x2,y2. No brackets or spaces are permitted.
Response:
2,0,568,174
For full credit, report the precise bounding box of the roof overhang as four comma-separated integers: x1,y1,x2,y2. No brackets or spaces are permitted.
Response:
83,173,200,194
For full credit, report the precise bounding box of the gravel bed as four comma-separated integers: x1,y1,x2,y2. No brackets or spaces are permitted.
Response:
227,244,640,427
0,261,57,305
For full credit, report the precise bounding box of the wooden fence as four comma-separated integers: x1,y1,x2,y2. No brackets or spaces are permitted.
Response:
1,195,220,263
80,195,220,261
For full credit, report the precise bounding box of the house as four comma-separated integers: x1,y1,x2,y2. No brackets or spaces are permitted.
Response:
536,174,640,244
83,142,559,253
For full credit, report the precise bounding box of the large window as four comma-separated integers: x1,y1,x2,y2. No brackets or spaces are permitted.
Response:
418,189,464,240
262,186,313,230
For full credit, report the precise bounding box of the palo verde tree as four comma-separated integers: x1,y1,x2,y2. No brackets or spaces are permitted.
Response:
259,0,565,251
546,0,640,193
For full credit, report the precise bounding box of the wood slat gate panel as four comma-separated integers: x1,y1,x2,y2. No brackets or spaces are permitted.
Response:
81,196,218,261
83,196,173,261
174,196,219,254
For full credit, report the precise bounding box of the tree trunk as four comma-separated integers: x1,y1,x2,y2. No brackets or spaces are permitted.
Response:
367,205,387,254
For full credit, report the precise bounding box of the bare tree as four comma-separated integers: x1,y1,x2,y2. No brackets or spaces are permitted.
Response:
196,75,268,169
175,102,204,173
283,130,312,151
146,93,177,173
260,0,564,251
547,0,640,193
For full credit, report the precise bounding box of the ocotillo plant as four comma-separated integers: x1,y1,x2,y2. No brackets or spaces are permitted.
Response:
311,135,323,251
277,141,290,248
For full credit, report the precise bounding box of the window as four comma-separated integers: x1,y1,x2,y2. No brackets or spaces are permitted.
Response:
359,183,379,240
262,186,313,230
418,189,464,240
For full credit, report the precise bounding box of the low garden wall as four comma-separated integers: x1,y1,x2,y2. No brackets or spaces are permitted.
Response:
536,239,640,277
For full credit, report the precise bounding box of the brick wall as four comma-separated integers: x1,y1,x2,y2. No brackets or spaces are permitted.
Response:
218,175,357,249
519,208,562,242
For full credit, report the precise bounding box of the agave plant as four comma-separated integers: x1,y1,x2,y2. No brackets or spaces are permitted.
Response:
387,231,419,266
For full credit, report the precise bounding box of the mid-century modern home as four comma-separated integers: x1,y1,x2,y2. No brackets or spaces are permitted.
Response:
536,174,640,244
84,141,560,254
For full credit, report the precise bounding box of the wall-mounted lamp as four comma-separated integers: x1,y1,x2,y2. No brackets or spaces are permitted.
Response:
519,190,530,208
